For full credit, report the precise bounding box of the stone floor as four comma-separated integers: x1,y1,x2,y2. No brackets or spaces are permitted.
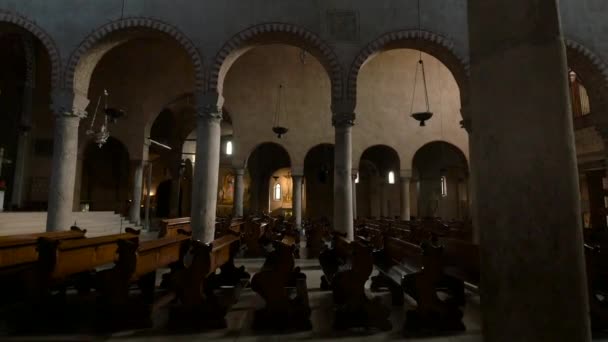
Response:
3,256,608,341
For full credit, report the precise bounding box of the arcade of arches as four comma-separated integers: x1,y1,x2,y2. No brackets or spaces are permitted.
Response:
0,1,607,340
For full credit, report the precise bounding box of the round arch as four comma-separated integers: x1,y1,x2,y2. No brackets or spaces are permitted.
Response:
565,39,608,117
358,144,401,174
411,140,468,174
412,140,469,220
64,17,204,95
210,23,344,103
245,141,292,168
348,30,470,110
0,10,61,89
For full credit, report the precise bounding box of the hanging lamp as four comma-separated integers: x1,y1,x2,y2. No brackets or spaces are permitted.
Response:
410,0,434,127
86,89,110,147
85,89,125,147
272,84,289,138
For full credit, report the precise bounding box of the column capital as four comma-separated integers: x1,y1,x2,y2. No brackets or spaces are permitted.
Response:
400,169,413,179
195,92,223,121
291,166,304,177
51,89,89,118
234,168,245,176
332,112,355,127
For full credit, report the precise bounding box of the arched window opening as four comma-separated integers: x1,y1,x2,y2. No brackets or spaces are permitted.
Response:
226,140,233,155
441,176,448,197
388,171,396,185
273,183,282,201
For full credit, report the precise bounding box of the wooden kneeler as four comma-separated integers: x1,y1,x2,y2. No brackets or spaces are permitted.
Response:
251,241,311,331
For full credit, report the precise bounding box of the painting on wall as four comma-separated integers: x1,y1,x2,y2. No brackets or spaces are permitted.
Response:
219,173,235,205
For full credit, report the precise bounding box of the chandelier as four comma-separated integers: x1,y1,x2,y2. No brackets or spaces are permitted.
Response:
86,89,125,147
410,0,434,127
272,84,289,138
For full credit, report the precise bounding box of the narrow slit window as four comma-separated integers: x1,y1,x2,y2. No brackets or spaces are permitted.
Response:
226,141,233,155
388,171,395,185
273,183,282,201
441,176,448,197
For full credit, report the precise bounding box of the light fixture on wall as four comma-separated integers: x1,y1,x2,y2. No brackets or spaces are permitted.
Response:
272,84,289,138
409,0,434,127
86,89,125,147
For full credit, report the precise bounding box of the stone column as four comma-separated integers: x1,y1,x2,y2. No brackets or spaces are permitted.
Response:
380,181,389,217
595,128,608,230
332,111,354,240
352,169,358,220
292,173,303,229
11,35,35,209
168,153,183,218
10,126,31,209
129,160,144,225
144,161,153,231
461,115,480,242
233,168,245,218
190,94,222,243
400,170,412,221
469,1,591,340
47,90,89,231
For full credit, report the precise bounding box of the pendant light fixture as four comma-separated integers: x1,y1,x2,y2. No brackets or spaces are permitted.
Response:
85,89,125,147
272,84,289,138
410,0,434,127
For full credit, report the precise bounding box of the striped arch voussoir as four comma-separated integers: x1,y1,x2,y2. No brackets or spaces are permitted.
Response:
348,30,470,105
63,17,205,92
210,23,343,102
0,10,62,89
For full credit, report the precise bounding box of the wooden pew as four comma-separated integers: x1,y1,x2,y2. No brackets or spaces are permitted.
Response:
158,217,191,238
0,227,87,303
0,226,86,271
165,232,251,330
318,233,392,331
438,238,480,292
251,241,311,331
369,236,467,335
32,228,141,298
243,219,268,256
94,231,192,329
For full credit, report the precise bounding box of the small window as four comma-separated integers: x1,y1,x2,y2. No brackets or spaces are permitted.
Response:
273,183,282,201
388,171,395,185
226,141,233,155
355,172,360,184
441,176,448,197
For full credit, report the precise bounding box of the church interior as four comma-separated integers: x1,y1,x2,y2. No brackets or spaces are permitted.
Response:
0,1,606,341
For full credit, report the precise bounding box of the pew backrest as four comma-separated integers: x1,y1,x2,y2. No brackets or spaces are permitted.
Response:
133,234,190,279
38,232,139,280
159,217,191,238
439,238,480,285
0,227,86,269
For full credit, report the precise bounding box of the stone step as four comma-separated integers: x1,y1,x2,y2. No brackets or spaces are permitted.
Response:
0,211,141,238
